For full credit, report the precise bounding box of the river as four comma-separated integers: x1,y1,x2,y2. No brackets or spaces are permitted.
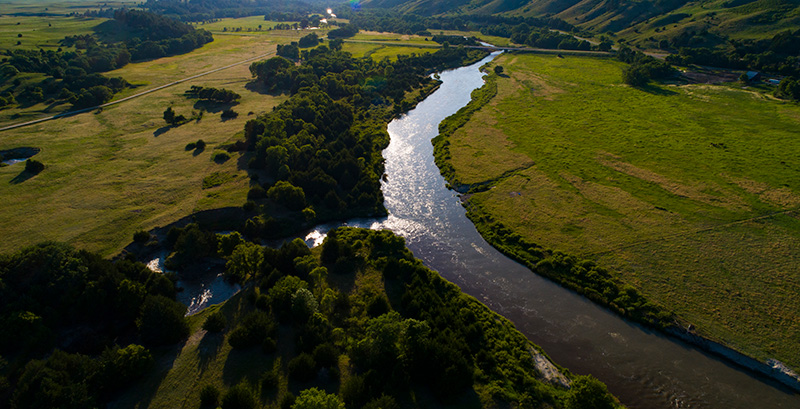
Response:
300,52,799,408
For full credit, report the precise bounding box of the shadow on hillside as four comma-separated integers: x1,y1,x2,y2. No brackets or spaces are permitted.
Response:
245,80,287,96
110,342,183,408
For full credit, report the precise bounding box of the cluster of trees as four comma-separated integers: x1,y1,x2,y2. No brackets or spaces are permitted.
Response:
338,9,575,35
186,85,241,103
277,42,301,60
242,45,487,237
327,24,360,39
482,23,593,50
775,77,800,101
665,29,800,77
298,33,320,48
0,242,189,408
431,35,478,46
617,46,676,86
209,227,619,408
142,0,315,22
0,9,211,109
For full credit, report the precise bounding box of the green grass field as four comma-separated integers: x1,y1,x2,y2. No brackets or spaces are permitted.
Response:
0,31,288,256
446,53,800,369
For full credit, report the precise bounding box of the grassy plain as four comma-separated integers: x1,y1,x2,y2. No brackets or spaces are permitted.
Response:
446,53,800,368
0,31,289,256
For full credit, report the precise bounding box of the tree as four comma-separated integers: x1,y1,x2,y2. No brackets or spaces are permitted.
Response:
622,66,648,87
222,383,257,409
493,65,504,75
567,375,617,409
292,387,345,409
225,242,263,282
137,295,189,346
202,311,227,333
267,181,306,211
25,159,44,174
163,106,176,124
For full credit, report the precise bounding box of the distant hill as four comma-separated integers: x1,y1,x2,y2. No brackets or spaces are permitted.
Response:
360,0,800,45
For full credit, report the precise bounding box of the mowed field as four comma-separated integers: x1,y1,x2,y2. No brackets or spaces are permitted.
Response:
0,31,292,256
447,53,800,368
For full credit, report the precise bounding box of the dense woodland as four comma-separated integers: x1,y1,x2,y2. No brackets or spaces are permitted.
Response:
0,227,619,409
0,9,212,109
240,44,488,238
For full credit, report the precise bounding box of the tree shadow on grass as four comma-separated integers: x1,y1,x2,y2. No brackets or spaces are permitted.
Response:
109,341,183,409
638,83,678,96
153,126,171,137
10,170,36,184
197,331,225,373
193,145,206,157
193,100,238,114
244,80,287,96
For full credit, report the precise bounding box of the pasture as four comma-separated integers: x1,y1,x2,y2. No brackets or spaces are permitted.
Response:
447,53,800,368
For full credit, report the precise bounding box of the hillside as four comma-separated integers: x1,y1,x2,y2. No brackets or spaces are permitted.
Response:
359,0,800,44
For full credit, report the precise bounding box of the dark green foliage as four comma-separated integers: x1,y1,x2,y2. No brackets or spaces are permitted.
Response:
665,29,800,77
228,311,275,349
298,33,320,48
187,85,240,103
164,106,176,124
185,142,197,150
268,276,309,322
221,108,239,119
327,24,359,39
196,139,207,150
200,384,221,408
432,35,479,46
277,42,300,60
213,151,232,162
24,159,44,174
133,230,151,244
292,387,345,408
203,311,227,332
99,344,153,391
494,65,504,75
267,181,306,211
775,76,800,101
222,383,258,409
10,350,99,409
567,376,616,409
617,46,676,86
137,295,189,346
288,353,316,382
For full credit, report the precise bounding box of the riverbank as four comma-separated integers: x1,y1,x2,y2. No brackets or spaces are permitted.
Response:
430,52,800,392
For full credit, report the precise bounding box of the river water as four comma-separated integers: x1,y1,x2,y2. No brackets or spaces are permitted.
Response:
300,53,799,408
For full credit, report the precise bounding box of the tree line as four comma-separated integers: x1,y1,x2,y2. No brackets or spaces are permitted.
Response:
241,43,488,239
0,9,212,110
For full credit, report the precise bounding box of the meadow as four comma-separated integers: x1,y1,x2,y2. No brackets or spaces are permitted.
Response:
0,30,289,256
444,53,800,369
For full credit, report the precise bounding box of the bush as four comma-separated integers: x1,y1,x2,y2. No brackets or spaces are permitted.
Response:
222,383,257,409
185,142,196,151
200,384,221,408
288,353,316,382
202,311,227,333
133,230,150,244
137,295,189,346
291,387,345,409
213,151,231,163
228,311,275,349
221,108,239,119
25,159,44,174
196,139,206,150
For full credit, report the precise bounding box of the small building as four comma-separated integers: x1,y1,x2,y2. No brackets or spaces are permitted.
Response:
745,71,761,81
768,78,781,86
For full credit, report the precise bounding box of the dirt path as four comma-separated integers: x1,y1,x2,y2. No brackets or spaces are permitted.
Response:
0,50,276,132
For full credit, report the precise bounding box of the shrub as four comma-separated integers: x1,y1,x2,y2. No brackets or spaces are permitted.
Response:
200,385,221,408
137,295,189,346
133,230,150,244
291,387,345,409
221,108,238,119
25,159,44,174
185,142,196,151
213,151,231,163
222,383,257,409
196,139,206,150
202,311,227,332
288,353,316,382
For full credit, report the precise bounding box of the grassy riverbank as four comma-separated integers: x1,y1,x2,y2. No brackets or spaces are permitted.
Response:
435,53,800,371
